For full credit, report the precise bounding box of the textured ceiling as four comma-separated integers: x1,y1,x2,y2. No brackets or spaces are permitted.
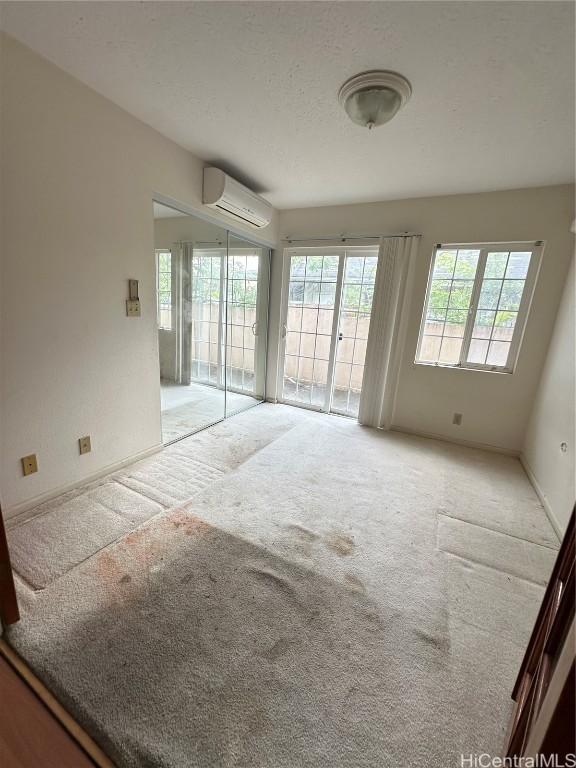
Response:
2,1,574,208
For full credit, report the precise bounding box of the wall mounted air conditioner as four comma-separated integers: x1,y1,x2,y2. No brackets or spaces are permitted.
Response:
203,167,272,229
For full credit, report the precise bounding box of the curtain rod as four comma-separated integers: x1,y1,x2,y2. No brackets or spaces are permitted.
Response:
177,240,260,246
281,232,420,244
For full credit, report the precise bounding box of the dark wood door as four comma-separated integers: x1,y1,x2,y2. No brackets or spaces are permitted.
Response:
0,502,19,625
506,507,575,757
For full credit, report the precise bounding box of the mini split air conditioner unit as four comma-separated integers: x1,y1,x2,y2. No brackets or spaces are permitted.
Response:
203,167,272,229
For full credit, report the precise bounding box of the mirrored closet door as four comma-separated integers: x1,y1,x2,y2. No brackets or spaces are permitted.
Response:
154,202,269,444
225,234,269,413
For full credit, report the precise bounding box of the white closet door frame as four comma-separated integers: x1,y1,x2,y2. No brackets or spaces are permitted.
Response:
217,249,227,389
253,249,270,400
173,243,184,384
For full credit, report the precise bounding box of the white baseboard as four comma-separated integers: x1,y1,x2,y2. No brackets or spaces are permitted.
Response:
390,425,520,457
519,453,563,542
4,443,164,523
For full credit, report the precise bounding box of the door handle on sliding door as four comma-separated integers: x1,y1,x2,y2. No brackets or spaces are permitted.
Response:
252,322,258,337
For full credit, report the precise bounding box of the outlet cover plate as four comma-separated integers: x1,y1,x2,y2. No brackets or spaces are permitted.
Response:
21,454,38,476
79,436,91,455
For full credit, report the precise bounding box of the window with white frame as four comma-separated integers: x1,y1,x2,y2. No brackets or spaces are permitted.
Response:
416,242,542,372
156,249,172,330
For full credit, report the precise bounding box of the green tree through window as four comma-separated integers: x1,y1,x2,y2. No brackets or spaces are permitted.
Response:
417,244,537,370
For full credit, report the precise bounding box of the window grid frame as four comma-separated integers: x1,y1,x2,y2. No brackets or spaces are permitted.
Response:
331,253,377,418
283,253,341,407
416,241,543,374
280,246,379,417
156,249,173,331
225,256,260,396
190,251,224,387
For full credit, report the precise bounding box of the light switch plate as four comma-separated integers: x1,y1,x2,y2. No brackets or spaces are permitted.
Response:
128,279,139,300
126,299,141,317
21,454,38,476
79,436,91,455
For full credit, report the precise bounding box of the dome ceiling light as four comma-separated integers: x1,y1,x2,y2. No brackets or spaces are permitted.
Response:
338,70,412,130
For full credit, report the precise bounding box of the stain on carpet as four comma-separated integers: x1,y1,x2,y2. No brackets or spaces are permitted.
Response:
7,482,164,590
344,573,367,595
261,638,292,661
325,531,355,557
414,628,451,654
9,513,420,768
285,523,321,557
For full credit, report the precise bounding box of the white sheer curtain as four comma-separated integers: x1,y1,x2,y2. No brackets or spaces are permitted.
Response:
358,235,419,429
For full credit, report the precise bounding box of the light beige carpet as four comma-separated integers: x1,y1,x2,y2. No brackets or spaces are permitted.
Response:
7,405,559,768
7,482,163,589
7,403,304,589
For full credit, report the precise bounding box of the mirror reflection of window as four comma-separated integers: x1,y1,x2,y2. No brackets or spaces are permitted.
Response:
153,202,270,444
156,249,172,330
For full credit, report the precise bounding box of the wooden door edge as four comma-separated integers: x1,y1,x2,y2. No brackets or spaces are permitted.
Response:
0,639,116,768
0,502,20,625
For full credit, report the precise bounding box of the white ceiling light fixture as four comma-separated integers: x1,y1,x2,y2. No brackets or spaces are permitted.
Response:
339,70,412,129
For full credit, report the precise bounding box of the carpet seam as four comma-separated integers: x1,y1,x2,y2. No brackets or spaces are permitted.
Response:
12,568,39,594
8,417,298,533
6,484,106,531
436,511,560,551
6,478,157,532
83,484,163,519
113,476,218,508
14,504,177,591
440,549,551,588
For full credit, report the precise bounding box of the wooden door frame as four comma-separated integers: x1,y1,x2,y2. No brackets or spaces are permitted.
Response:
0,501,19,625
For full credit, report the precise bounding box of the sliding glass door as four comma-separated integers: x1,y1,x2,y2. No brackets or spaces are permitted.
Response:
332,250,378,416
282,250,338,409
154,203,269,444
279,247,378,418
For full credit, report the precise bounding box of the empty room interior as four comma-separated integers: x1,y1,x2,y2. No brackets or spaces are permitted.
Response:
0,2,574,767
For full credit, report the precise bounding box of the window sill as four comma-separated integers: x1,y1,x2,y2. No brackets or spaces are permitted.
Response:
413,361,513,375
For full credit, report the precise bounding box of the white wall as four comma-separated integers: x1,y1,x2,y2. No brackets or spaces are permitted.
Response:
0,34,278,515
274,185,574,452
522,254,575,535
